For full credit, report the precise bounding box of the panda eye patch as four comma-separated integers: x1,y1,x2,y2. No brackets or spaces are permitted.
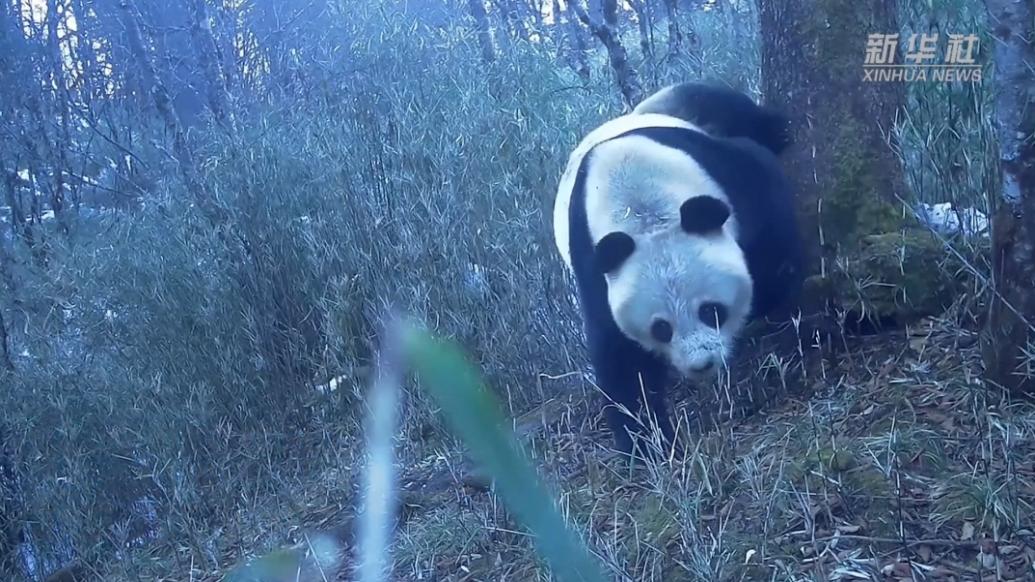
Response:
650,319,674,344
594,231,636,274
680,196,730,235
698,302,728,328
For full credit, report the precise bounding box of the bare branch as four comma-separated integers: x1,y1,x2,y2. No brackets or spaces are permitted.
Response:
570,0,643,105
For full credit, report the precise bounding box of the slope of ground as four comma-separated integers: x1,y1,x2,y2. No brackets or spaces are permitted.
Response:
107,315,1035,582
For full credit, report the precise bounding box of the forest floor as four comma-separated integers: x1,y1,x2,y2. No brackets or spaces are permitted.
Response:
134,315,1035,582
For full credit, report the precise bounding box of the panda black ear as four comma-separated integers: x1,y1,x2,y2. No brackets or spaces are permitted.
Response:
680,196,730,235
754,106,793,155
594,232,635,274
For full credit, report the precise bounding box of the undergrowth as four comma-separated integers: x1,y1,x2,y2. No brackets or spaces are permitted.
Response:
2,0,1030,581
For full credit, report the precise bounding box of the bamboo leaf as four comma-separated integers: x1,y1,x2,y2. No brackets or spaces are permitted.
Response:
403,325,607,582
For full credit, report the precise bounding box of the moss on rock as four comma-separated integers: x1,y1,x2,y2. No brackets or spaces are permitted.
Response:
800,274,836,314
832,228,961,324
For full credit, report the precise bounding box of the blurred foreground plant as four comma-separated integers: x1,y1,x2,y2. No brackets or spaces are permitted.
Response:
402,323,607,582
226,320,607,582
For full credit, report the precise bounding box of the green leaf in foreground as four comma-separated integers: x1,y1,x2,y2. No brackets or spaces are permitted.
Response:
403,326,608,582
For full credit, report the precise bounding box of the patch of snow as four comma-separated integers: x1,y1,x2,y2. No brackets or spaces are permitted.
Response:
463,262,489,300
914,202,989,238
316,374,348,394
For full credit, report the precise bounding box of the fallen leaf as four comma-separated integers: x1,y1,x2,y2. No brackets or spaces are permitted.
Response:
881,560,913,577
928,565,958,580
978,549,997,570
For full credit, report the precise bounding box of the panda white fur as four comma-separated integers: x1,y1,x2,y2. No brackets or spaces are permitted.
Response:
553,82,803,458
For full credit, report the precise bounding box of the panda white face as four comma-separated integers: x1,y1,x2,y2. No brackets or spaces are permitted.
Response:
606,230,752,379
584,133,754,379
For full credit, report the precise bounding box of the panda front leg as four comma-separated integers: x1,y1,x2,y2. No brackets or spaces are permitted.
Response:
589,337,676,461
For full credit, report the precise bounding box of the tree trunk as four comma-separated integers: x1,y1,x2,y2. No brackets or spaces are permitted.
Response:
0,309,12,372
187,0,231,126
45,0,71,225
468,0,496,63
571,0,643,106
116,0,222,226
759,0,907,315
555,0,590,80
662,0,682,55
628,0,653,59
493,0,531,42
981,0,1035,396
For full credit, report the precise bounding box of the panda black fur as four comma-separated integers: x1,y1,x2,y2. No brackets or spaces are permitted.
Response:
632,82,792,155
553,82,803,458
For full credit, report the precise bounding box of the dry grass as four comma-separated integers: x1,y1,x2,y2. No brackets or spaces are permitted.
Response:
137,313,1035,582
3,1,1028,581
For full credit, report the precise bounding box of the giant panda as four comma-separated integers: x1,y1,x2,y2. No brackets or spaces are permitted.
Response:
553,82,803,459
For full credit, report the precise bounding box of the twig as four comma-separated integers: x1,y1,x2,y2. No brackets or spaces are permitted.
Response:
803,533,982,549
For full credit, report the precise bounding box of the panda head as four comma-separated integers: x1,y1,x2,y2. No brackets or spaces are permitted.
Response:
596,213,752,379
584,134,753,379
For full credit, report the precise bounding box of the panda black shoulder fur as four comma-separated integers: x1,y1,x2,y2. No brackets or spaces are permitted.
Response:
553,82,803,458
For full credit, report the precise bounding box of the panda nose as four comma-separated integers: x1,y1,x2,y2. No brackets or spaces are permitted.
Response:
690,358,716,373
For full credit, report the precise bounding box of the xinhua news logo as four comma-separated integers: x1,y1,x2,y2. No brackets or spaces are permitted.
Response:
863,33,982,83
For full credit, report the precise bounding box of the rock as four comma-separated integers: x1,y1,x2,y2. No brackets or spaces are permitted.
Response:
833,228,963,325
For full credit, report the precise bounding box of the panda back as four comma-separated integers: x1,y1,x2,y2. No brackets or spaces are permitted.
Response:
553,113,706,269
633,83,792,157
